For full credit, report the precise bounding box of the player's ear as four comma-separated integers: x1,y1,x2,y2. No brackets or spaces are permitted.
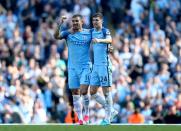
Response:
101,17,103,23
81,19,84,24
101,19,103,25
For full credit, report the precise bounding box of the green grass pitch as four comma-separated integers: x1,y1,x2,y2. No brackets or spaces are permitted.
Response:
0,124,181,131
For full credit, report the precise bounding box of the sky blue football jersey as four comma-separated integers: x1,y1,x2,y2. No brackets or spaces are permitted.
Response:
60,29,91,68
92,28,112,65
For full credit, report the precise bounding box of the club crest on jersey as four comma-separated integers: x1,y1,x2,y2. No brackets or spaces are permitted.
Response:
106,30,110,35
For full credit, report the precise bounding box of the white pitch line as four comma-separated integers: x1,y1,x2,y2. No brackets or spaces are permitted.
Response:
0,124,181,126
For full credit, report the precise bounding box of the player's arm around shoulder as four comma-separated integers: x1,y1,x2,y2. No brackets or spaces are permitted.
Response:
94,37,112,44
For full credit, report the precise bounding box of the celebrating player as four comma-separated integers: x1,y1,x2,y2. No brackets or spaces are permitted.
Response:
54,14,91,125
90,13,118,125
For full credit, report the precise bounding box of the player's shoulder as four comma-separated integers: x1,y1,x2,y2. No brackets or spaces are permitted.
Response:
82,28,92,35
60,29,72,39
102,27,111,35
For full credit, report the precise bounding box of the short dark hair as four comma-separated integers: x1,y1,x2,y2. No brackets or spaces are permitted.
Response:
92,13,103,19
72,14,83,19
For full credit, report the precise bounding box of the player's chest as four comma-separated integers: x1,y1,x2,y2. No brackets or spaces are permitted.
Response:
68,34,91,41
92,32,103,39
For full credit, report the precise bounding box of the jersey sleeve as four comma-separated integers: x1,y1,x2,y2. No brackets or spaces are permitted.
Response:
60,30,70,39
105,29,112,39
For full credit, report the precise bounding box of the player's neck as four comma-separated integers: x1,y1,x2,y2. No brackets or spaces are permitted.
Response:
95,26,102,31
73,28,82,32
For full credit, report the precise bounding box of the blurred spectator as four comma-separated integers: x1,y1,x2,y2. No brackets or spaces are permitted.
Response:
128,108,145,124
151,104,164,123
164,105,181,124
64,105,78,123
120,101,134,123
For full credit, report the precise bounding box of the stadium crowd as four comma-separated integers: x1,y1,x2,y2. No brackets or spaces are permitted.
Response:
0,0,181,124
